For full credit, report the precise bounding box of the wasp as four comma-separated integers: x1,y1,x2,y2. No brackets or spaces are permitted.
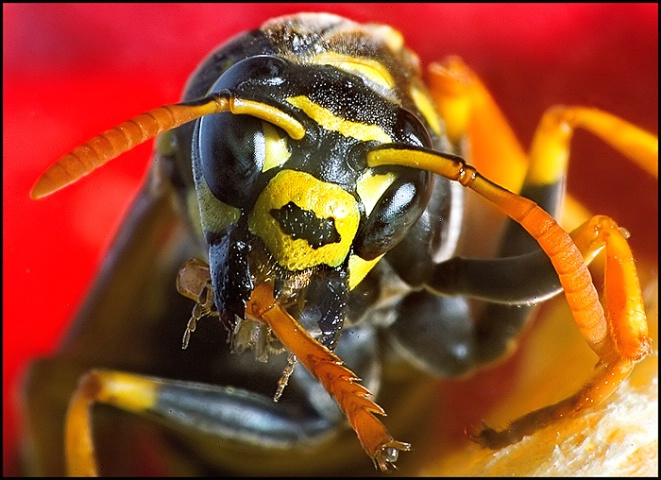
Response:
21,12,657,476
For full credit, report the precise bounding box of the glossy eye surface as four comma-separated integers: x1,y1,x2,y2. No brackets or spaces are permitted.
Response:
198,113,265,208
196,56,296,209
393,108,434,148
354,168,432,260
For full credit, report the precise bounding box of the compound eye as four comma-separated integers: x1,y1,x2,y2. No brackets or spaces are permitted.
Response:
198,112,265,208
210,55,289,93
354,168,432,260
394,109,434,148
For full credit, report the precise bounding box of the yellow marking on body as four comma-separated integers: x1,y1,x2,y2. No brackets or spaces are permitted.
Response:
356,170,397,215
367,24,405,52
527,108,571,186
410,85,442,136
96,371,158,412
348,253,384,290
230,97,305,140
155,131,176,156
287,96,392,143
261,121,291,171
195,179,241,235
186,188,204,240
310,52,395,89
248,170,360,271
526,153,567,186
530,106,659,184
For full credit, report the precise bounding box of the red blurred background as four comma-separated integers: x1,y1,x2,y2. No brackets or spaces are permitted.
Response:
3,4,658,475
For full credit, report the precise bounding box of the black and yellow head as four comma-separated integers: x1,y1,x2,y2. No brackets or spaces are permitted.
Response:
186,15,442,349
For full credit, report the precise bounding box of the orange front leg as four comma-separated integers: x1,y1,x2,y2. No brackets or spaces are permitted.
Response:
468,215,651,448
426,56,656,448
246,283,410,472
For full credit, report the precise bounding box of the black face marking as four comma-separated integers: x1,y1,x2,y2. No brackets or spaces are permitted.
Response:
270,201,341,249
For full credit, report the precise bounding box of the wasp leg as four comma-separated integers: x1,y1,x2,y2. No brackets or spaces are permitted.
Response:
427,56,528,192
463,106,655,448
20,358,84,476
247,283,410,472
384,85,566,376
65,370,332,476
469,215,651,448
62,323,379,477
397,210,649,380
427,56,658,227
385,174,564,378
425,56,656,448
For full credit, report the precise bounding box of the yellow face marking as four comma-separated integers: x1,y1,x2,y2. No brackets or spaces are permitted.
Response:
356,169,397,216
348,253,384,290
287,96,392,144
309,52,395,90
410,85,442,136
248,170,360,271
261,121,291,172
195,178,241,235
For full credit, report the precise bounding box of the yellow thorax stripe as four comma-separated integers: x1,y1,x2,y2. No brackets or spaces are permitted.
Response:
286,95,393,143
